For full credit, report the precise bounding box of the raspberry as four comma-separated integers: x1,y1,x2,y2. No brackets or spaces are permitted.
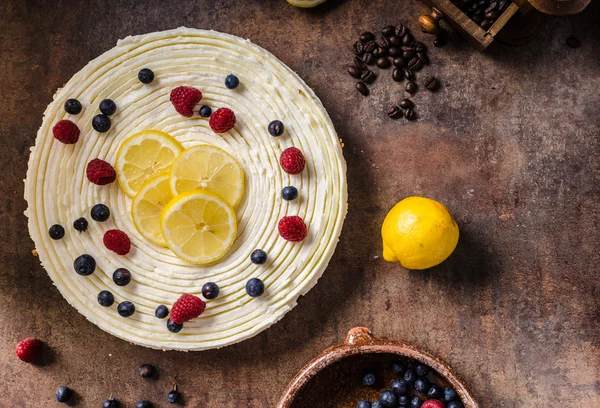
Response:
52,120,80,144
86,158,116,185
170,86,202,117
278,216,307,242
209,107,236,133
103,229,131,255
280,147,306,174
170,293,206,324
15,338,43,363
422,401,445,408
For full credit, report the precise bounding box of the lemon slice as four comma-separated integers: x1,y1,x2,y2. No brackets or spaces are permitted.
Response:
169,145,244,207
131,175,173,247
116,130,184,197
161,190,237,264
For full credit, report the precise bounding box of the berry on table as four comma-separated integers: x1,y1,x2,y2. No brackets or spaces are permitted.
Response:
398,395,410,407
91,204,110,222
410,396,424,408
280,147,306,174
199,105,212,117
268,120,284,136
73,217,88,232
64,99,82,115
278,216,307,242
391,360,407,375
447,401,464,408
113,268,131,286
103,229,131,255
98,290,115,307
443,388,458,402
136,401,153,408
74,254,96,276
358,401,371,408
209,107,236,133
225,74,240,89
117,301,135,317
170,86,202,117
49,224,65,240
52,120,80,144
138,364,155,378
201,282,220,300
103,397,121,408
391,379,409,395
422,401,445,408
250,249,267,265
170,293,206,324
138,68,154,84
427,384,443,399
414,377,430,393
155,305,169,319
167,318,183,333
380,390,398,407
86,158,116,185
99,99,117,115
246,278,265,297
92,114,111,132
371,402,382,408
281,186,298,201
403,369,417,384
15,338,43,363
55,386,73,403
167,387,179,404
362,371,377,387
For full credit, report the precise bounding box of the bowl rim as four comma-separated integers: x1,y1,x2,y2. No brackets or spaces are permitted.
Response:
277,327,479,408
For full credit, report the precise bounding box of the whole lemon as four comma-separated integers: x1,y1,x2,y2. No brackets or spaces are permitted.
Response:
381,196,459,270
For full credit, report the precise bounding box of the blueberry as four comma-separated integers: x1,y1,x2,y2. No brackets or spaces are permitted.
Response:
225,74,239,89
199,105,212,117
167,389,179,404
138,364,155,378
268,120,284,136
56,386,72,403
103,398,121,408
98,290,115,307
410,396,423,408
391,360,407,376
138,68,154,84
415,364,429,377
362,371,377,387
427,383,443,399
403,369,416,384
92,113,111,132
281,186,298,201
64,99,82,115
113,268,131,286
371,402,382,408
379,390,398,407
74,254,96,276
155,305,169,319
49,224,65,240
443,387,458,402
391,379,409,395
202,282,219,299
167,318,183,333
358,401,371,408
91,204,110,222
397,395,409,407
250,249,267,265
246,278,265,297
136,401,153,408
447,401,464,408
414,377,430,393
73,217,88,232
117,301,135,317
99,99,117,115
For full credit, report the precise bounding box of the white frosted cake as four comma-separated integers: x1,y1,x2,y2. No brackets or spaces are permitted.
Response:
25,28,347,351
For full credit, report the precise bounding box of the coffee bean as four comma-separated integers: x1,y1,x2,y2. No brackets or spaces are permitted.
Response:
403,68,415,80
417,51,429,64
360,31,375,43
393,56,406,67
472,13,484,23
485,1,498,13
399,99,414,109
414,41,427,52
566,36,580,48
362,52,376,65
379,36,391,48
356,82,369,96
353,41,364,56
404,108,416,120
361,70,376,84
408,57,423,71
424,76,440,91
382,25,396,37
388,46,402,58
402,33,414,45
347,65,362,79
364,40,377,53
376,57,391,69
396,25,407,37
485,10,499,20
403,49,416,59
373,47,388,58
433,36,447,47
354,57,367,70
480,19,492,30
390,35,403,46
388,106,403,119
406,81,418,94
392,68,404,82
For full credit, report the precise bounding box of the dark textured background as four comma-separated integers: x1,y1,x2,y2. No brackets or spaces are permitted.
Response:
1,0,599,407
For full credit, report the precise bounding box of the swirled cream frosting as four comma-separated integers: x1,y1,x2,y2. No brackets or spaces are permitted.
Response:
24,28,347,350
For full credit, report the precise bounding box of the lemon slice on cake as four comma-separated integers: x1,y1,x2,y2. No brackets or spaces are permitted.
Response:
161,190,237,264
116,130,183,197
169,145,244,208
131,175,173,247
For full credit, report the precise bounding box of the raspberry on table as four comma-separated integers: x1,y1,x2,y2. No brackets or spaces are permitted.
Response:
170,293,206,324
278,215,307,242
280,147,306,174
209,107,236,133
103,229,131,255
52,120,80,144
86,158,116,185
170,86,202,117
15,337,43,363
422,400,445,408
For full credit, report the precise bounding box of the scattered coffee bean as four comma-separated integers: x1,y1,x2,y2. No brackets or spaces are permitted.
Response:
382,25,396,37
376,57,391,69
406,81,418,94
379,36,391,48
417,51,429,64
566,36,580,48
424,76,440,91
408,57,423,71
403,68,415,81
433,36,447,47
356,82,369,96
388,46,402,58
364,40,377,53
360,31,375,43
390,35,403,46
354,57,367,70
361,70,376,84
393,56,406,67
399,99,414,109
402,33,414,45
388,106,403,119
414,41,427,52
403,49,417,59
353,41,365,56
396,24,407,37
348,66,362,79
392,68,404,82
373,47,388,58
404,108,416,120
363,52,376,65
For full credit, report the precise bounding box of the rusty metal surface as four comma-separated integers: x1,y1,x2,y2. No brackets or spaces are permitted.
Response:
0,0,599,407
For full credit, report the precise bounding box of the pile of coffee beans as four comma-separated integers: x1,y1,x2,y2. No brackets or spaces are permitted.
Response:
450,0,511,30
348,24,441,121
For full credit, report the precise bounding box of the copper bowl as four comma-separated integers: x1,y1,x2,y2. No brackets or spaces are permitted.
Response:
277,327,479,408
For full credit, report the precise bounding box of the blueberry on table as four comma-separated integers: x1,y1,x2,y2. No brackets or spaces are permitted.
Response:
391,360,407,375
403,369,417,384
138,68,154,84
92,113,111,132
117,301,135,317
155,305,169,319
73,217,88,232
55,386,72,403
268,120,285,136
103,398,121,408
199,105,212,117
250,249,267,265
410,396,423,408
427,383,443,399
281,186,298,201
246,278,265,297
391,379,409,395
414,377,430,393
167,388,179,404
74,254,96,276
113,268,131,286
167,318,183,333
447,401,464,408
97,290,115,307
136,401,153,408
49,224,65,240
202,282,220,299
138,364,155,378
371,402,382,408
358,401,371,408
380,390,398,407
362,371,377,387
443,387,458,402
225,74,239,89
397,395,409,407
64,98,82,114
91,204,110,222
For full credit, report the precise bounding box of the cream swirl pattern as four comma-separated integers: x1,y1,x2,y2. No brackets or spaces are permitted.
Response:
25,27,347,351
